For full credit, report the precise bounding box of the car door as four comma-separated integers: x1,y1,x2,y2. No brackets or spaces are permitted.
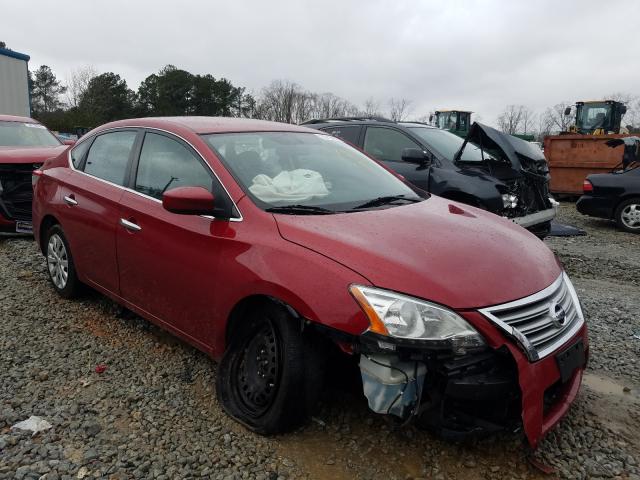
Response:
116,130,232,349
362,126,431,190
60,129,140,295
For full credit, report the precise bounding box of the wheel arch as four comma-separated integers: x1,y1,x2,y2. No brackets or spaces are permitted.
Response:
224,294,306,348
38,214,61,254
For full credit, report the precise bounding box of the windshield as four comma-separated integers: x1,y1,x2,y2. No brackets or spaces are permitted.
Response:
0,121,61,147
578,103,611,130
203,132,422,212
408,127,491,162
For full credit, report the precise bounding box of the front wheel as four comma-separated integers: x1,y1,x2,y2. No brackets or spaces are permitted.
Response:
45,225,81,298
614,198,640,233
216,302,324,434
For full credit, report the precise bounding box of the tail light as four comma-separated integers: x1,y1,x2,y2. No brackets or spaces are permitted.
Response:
32,169,43,187
583,179,593,193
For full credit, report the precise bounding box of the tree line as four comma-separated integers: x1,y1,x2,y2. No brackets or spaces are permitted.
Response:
28,65,416,133
24,61,640,139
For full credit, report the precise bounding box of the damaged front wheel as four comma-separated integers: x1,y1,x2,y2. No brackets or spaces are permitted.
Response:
216,302,324,434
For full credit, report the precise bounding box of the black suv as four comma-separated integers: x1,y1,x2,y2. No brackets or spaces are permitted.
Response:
303,117,557,238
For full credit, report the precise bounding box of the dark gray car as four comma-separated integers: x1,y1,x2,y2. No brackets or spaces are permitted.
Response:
302,117,557,238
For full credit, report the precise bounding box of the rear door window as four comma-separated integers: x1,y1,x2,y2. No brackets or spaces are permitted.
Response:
363,127,421,162
322,126,362,145
83,131,137,186
134,132,213,200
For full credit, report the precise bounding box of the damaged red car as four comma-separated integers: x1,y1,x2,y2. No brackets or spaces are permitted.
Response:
31,117,588,447
0,115,69,234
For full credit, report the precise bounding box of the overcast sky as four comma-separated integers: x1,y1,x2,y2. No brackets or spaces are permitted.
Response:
3,0,639,125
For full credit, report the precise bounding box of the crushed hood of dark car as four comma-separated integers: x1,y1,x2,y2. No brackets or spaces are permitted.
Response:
454,122,547,174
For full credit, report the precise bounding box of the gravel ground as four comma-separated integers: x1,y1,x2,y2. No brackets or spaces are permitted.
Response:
1,202,639,480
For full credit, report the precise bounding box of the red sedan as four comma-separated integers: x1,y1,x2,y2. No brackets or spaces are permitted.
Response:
32,117,588,447
0,115,69,233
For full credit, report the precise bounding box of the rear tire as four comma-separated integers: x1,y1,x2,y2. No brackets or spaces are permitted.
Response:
45,225,80,298
614,197,640,233
216,302,324,434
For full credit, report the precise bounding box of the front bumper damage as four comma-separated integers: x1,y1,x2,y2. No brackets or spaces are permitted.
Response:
0,164,37,233
510,204,557,228
355,313,587,449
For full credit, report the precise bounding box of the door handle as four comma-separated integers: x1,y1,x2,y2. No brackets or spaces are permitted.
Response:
63,195,78,206
120,218,142,232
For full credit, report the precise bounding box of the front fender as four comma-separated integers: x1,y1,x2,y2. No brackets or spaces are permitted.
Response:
210,236,371,358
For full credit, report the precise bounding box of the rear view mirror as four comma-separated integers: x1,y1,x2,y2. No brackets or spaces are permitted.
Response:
162,187,216,215
401,148,431,165
62,139,76,146
621,105,628,115
564,107,572,116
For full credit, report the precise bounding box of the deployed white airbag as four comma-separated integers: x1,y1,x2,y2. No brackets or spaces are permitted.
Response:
249,169,330,203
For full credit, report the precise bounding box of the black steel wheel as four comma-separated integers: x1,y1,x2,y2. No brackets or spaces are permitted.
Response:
233,320,281,418
216,301,324,434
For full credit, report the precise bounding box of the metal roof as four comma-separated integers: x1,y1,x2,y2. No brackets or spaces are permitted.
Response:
0,47,30,62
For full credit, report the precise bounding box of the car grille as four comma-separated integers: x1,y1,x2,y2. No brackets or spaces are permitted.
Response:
0,164,39,221
479,274,584,361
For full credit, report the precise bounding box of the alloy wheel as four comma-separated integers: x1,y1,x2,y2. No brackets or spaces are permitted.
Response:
621,203,640,230
47,233,69,289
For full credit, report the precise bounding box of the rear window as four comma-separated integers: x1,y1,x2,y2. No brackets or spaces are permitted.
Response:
0,121,61,147
83,131,137,186
321,126,362,145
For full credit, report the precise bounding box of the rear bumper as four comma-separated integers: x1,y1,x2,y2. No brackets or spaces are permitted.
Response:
576,195,615,219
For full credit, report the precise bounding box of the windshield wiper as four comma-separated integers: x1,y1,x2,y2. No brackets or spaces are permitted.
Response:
265,205,335,215
352,195,422,210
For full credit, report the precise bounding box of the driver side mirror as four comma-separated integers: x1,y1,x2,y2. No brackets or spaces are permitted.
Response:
162,186,216,215
62,139,76,146
564,107,572,116
620,105,628,115
401,148,431,165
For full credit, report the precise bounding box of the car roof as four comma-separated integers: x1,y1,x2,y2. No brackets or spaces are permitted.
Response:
304,118,438,131
0,115,39,123
94,116,320,135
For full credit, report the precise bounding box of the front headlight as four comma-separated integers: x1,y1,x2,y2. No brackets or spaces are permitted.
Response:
502,193,518,209
350,285,486,353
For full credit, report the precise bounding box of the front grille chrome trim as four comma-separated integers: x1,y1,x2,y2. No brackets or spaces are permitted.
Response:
479,273,585,362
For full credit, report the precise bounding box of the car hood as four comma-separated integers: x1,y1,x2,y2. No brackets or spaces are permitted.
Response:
0,145,68,165
274,196,561,310
455,122,548,174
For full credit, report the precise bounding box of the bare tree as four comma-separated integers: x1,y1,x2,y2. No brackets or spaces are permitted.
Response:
521,107,536,134
388,98,412,121
65,66,98,108
541,101,573,134
256,80,306,123
496,105,526,134
605,92,640,128
310,92,357,120
361,97,382,117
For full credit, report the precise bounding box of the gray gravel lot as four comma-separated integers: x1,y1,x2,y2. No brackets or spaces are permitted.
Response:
1,202,639,480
